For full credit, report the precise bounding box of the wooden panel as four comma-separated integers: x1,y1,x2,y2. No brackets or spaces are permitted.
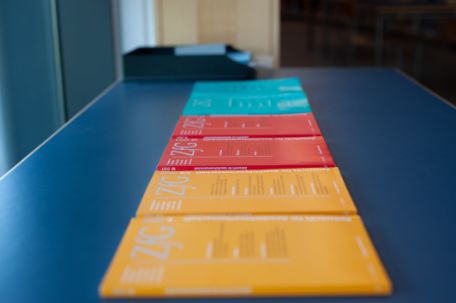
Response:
154,0,280,67
156,0,198,45
197,0,237,43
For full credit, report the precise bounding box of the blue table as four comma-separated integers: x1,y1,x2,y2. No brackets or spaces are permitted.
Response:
1,68,455,303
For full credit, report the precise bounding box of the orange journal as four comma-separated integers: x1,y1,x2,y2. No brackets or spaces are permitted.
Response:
100,215,391,297
137,168,356,215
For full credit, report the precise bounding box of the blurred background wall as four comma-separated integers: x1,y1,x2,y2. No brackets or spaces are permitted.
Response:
57,0,117,118
0,0,117,176
281,0,456,104
153,0,280,67
0,0,455,176
0,0,65,175
0,41,9,174
117,0,156,53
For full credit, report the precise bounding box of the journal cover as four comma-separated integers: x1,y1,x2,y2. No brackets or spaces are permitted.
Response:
157,136,335,171
191,77,303,95
136,168,356,215
182,92,311,115
172,113,321,138
100,215,392,297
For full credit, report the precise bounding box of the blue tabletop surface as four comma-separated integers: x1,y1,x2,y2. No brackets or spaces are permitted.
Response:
0,68,455,303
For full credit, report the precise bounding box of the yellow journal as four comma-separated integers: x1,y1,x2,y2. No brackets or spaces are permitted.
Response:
137,168,356,215
100,215,391,297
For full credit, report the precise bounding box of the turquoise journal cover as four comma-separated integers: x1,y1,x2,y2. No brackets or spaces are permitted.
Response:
192,77,303,95
182,92,311,115
183,78,311,115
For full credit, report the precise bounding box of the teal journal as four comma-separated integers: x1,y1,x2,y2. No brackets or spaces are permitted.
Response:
183,78,312,115
183,92,311,115
191,77,303,95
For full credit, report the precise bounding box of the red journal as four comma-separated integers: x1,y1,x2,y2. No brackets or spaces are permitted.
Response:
172,113,321,138
157,136,335,171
